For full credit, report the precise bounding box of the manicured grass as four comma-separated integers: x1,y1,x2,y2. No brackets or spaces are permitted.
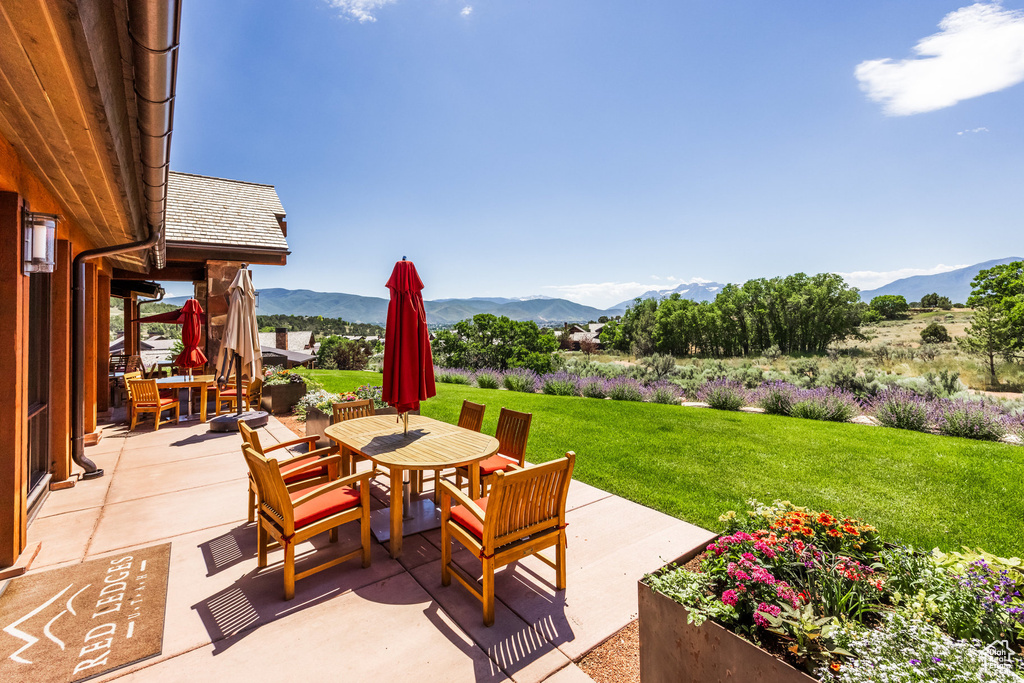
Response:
298,369,1024,557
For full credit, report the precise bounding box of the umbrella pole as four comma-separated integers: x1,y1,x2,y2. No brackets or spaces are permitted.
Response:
235,353,243,416
402,411,408,435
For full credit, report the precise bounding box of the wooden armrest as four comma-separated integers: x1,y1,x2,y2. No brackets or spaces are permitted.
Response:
438,480,486,520
275,446,333,467
263,435,320,452
291,469,375,507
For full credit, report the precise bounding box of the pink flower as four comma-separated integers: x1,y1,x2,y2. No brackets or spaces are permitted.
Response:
742,552,756,562
721,589,739,606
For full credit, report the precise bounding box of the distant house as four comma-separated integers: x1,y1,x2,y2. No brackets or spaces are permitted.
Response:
109,335,179,370
258,329,316,353
258,329,317,369
260,346,316,369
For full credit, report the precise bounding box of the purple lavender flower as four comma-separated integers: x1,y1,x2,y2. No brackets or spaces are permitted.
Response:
696,378,748,411
931,398,1009,441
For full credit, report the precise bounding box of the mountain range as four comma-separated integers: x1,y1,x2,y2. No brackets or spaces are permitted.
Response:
857,257,1021,304
612,281,726,310
164,257,1021,325
167,289,621,325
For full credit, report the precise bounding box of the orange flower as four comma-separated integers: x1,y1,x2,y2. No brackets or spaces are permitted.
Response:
827,528,842,538
830,662,841,672
817,513,837,526
841,525,859,536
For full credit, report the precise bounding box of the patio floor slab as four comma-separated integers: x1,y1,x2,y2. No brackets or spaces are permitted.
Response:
22,414,715,682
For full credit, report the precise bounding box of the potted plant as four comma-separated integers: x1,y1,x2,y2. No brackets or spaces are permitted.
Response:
639,500,1023,683
260,366,308,414
294,385,397,447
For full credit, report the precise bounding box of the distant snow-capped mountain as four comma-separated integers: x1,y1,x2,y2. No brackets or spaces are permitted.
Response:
612,281,726,310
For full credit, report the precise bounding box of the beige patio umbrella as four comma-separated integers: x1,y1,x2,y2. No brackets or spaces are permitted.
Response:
215,268,262,415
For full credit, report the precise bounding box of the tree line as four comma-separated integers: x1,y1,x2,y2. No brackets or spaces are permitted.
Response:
600,273,864,357
256,314,384,338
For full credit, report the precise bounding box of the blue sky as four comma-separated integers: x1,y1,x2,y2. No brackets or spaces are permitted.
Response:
169,1,1024,309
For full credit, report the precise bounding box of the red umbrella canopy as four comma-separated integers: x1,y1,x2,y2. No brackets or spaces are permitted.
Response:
132,300,207,369
382,260,436,413
175,298,208,369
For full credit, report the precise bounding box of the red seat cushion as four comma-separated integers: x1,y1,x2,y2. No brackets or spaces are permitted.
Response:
220,389,239,397
478,454,519,476
290,483,360,529
450,496,489,539
136,397,177,408
280,456,327,484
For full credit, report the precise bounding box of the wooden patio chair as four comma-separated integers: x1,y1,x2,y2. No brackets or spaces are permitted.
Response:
121,369,143,420
127,378,179,430
242,443,373,600
331,399,375,475
454,407,532,498
239,422,337,524
440,451,576,626
430,400,486,501
216,377,263,415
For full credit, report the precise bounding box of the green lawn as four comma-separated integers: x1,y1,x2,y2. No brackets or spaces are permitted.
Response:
298,369,1024,557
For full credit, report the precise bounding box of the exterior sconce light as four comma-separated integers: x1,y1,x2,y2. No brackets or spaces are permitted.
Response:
254,290,260,308
23,211,59,275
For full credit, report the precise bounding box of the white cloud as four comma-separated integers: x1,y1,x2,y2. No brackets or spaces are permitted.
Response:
855,2,1024,116
957,126,990,134
323,0,396,23
837,263,968,291
461,6,473,17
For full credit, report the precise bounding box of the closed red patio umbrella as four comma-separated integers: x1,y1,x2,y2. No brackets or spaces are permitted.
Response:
175,298,207,370
383,258,435,429
133,299,208,371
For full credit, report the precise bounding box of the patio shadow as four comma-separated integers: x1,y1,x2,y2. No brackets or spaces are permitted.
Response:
192,530,405,654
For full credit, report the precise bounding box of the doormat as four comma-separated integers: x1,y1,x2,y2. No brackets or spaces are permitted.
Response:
0,543,171,682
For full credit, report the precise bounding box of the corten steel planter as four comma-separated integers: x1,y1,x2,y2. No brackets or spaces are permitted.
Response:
305,405,400,448
261,381,307,414
638,543,817,683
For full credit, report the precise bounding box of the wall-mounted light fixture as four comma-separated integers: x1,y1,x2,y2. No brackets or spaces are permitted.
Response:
254,290,260,308
23,211,59,275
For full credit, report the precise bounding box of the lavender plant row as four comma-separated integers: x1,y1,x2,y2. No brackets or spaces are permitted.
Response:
432,366,1023,440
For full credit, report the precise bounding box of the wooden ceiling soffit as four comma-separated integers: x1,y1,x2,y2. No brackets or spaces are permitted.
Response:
113,263,205,282
165,243,289,267
0,0,144,251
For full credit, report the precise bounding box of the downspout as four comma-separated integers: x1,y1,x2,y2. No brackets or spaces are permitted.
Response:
71,0,181,477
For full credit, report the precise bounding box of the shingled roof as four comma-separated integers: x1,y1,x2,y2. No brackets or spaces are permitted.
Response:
165,171,289,251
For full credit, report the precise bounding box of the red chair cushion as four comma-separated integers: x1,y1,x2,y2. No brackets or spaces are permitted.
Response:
450,496,489,540
136,397,177,408
478,454,519,476
290,484,360,529
280,456,327,484
220,390,239,397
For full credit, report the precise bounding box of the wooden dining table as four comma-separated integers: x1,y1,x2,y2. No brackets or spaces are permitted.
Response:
324,414,499,558
154,374,215,422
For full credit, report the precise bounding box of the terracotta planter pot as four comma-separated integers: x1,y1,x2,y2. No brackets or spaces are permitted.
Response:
261,381,307,415
638,544,817,683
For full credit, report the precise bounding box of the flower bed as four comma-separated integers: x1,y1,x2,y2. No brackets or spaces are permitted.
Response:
643,500,1023,681
297,384,395,447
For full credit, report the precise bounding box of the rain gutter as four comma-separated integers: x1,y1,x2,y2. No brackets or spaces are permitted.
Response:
70,0,181,478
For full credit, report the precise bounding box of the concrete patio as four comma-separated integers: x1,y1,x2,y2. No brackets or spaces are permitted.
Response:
26,412,715,682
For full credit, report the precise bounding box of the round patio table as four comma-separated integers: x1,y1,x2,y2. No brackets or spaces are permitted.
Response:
324,414,499,558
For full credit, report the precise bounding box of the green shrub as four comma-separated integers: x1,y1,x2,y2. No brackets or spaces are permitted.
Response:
473,370,501,389
921,322,952,344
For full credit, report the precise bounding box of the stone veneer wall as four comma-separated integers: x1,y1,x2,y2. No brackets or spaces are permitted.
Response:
194,260,248,374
